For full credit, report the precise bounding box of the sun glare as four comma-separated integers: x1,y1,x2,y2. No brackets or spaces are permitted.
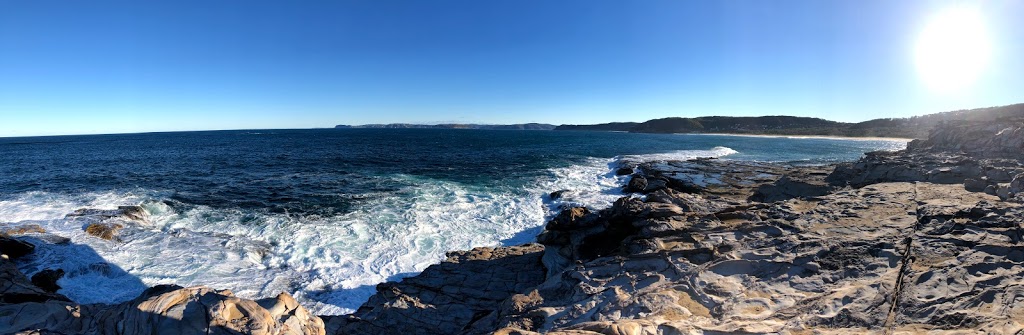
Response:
914,6,992,93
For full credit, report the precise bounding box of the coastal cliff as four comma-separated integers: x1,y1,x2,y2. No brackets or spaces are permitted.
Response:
1,120,1023,334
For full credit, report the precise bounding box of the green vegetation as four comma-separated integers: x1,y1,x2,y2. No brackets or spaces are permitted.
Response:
555,103,1024,139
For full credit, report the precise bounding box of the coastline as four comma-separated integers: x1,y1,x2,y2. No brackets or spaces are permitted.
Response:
683,132,916,142
1,120,1023,334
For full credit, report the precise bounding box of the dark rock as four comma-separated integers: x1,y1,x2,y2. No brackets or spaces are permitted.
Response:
66,205,149,224
751,175,831,202
964,178,988,192
623,175,648,193
615,167,634,175
0,259,70,304
642,177,668,193
0,236,35,259
548,190,568,200
546,207,598,231
30,269,64,293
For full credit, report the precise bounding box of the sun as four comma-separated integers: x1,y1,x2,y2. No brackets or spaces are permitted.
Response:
914,6,992,93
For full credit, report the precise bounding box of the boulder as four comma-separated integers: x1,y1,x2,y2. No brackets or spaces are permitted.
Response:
964,178,988,192
84,223,124,241
623,175,648,193
0,259,70,304
546,207,598,231
30,269,64,293
0,236,35,259
615,167,634,176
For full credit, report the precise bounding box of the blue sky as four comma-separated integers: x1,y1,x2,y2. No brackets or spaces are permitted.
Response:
1,0,1022,136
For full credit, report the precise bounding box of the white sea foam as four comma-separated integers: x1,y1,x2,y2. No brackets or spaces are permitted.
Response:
0,147,741,315
618,146,738,163
0,157,636,315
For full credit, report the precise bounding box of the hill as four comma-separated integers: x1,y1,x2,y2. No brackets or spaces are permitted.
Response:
554,103,1024,138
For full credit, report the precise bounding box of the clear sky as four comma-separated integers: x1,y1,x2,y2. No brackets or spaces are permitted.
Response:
1,0,1022,137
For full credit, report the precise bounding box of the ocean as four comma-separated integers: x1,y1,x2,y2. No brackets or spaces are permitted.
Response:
0,129,906,314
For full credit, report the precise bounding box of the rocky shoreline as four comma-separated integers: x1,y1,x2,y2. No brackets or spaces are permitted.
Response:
2,120,1023,334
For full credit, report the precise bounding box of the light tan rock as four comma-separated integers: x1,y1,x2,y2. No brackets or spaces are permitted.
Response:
0,285,325,335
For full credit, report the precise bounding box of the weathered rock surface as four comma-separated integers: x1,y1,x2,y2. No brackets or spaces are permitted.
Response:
906,120,1024,157
830,121,1024,195
336,244,547,335
0,258,70,304
0,282,326,335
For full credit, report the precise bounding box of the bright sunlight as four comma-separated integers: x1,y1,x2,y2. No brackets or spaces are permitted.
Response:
914,5,992,93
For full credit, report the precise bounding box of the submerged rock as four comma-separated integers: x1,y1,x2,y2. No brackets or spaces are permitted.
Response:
67,205,150,242
30,269,64,293
83,223,124,241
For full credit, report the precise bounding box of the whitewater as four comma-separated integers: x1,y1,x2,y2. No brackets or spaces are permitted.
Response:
0,129,906,314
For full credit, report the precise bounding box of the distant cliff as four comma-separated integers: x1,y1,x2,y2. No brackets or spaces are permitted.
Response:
335,123,556,130
555,103,1024,139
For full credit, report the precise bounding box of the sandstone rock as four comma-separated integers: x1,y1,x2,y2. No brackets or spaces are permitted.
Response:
0,285,326,335
340,244,546,335
84,222,124,241
547,207,599,231
907,120,1024,157
751,175,831,202
0,224,46,236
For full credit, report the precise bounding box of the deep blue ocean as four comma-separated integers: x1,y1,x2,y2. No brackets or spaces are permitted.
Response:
0,129,906,314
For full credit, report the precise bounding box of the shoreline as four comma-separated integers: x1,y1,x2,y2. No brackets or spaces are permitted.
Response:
681,132,916,142
2,120,1023,334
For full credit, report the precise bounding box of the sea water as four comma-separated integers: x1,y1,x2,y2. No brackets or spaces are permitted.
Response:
0,129,906,314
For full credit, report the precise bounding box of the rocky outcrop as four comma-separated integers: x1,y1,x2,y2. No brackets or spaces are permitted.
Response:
830,121,1024,195
0,221,326,335
336,244,546,335
475,182,1023,334
1,284,326,335
0,258,70,305
906,120,1024,157
66,206,151,242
